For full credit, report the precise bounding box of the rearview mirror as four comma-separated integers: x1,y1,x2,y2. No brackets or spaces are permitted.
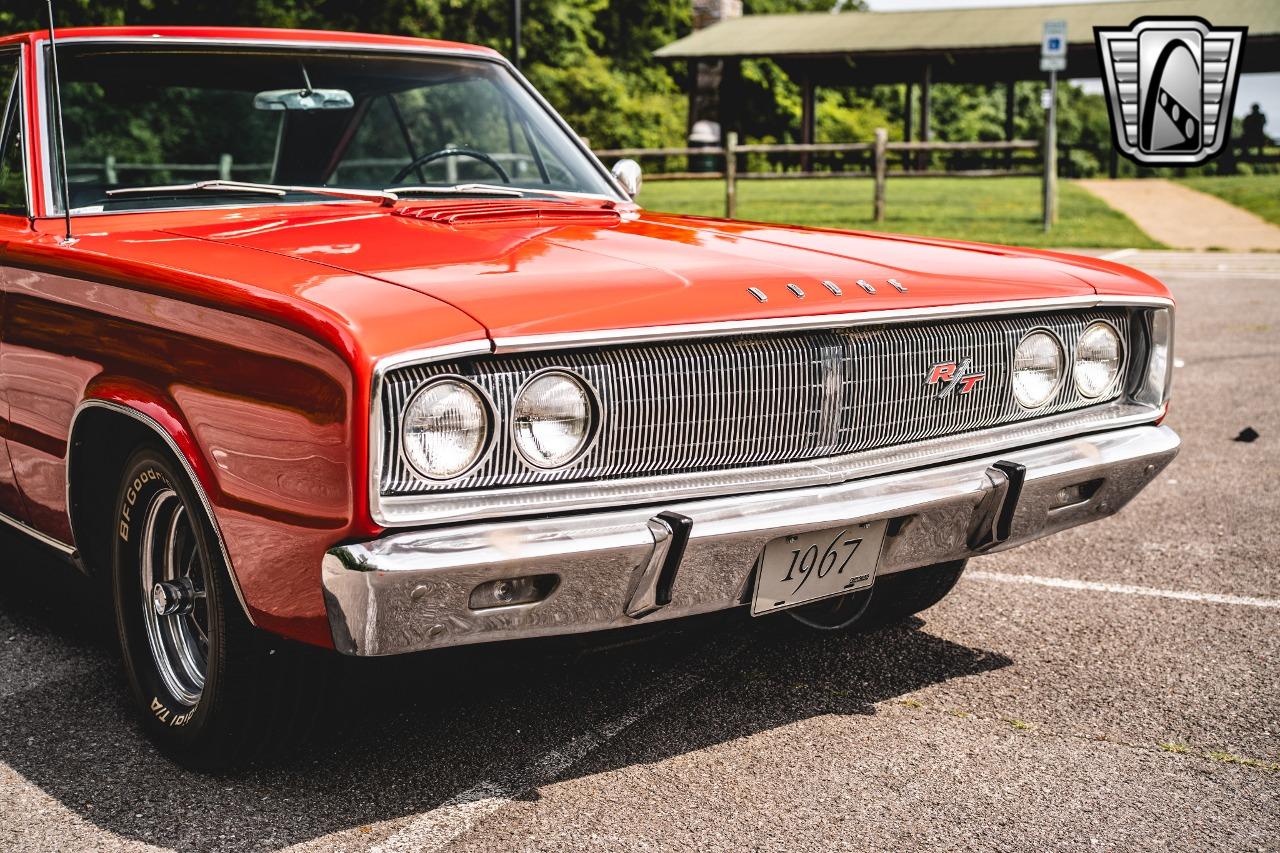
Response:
253,88,354,111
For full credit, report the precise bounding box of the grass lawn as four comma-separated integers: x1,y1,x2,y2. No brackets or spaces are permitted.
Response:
640,176,1163,249
1178,174,1280,228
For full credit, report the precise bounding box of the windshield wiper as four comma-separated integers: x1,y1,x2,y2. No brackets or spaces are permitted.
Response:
386,183,525,199
101,179,531,209
105,180,398,206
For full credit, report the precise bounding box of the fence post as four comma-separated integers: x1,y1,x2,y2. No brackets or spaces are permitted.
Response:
104,154,117,185
724,131,738,219
218,153,233,181
873,128,888,224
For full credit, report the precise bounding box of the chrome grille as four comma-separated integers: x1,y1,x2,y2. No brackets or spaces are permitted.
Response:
382,310,1129,495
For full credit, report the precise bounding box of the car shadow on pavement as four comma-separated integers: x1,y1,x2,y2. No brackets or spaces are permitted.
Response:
0,530,1011,851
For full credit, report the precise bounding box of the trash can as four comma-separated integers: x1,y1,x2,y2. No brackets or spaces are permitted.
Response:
688,120,721,173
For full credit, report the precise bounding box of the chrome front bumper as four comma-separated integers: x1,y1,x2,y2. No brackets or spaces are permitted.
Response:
324,425,1179,656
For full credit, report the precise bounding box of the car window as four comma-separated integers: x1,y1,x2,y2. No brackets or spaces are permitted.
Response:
333,78,577,189
47,44,616,213
0,51,26,216
56,61,281,209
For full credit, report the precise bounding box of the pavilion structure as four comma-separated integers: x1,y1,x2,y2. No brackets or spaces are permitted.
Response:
656,0,1280,170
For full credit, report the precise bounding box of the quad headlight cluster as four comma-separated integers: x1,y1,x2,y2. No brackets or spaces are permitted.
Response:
400,369,598,480
397,317,1138,481
1012,321,1124,409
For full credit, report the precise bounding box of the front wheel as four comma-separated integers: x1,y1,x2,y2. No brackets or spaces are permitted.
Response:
786,559,967,634
112,445,332,769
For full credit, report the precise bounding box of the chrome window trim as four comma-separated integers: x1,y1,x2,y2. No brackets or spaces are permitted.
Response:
67,399,255,626
21,42,34,219
368,296,1173,528
32,36,625,218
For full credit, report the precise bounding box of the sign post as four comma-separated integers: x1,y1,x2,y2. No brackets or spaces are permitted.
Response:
1041,20,1066,231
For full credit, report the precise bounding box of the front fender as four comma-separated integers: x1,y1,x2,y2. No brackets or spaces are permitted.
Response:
69,389,255,630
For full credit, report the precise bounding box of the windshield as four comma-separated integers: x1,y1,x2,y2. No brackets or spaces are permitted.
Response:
46,42,618,213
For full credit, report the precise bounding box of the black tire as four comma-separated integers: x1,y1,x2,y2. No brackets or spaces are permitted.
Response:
111,445,334,770
786,559,967,634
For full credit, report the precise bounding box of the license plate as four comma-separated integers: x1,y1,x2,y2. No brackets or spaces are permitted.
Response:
751,520,887,616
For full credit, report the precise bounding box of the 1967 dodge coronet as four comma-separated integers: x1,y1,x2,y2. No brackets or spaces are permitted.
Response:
0,26,1177,767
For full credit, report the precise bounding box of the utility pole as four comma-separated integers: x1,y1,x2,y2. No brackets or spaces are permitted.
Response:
510,0,522,71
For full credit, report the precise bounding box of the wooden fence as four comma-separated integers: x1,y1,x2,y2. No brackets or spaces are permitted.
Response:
72,128,1050,226
593,128,1044,223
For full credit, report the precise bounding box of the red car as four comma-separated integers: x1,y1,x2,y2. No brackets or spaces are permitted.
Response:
0,26,1177,767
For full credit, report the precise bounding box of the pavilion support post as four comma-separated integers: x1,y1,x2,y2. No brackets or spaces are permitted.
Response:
686,60,698,135
800,76,816,172
917,64,932,171
903,82,914,170
873,127,887,224
1004,79,1016,170
725,130,738,219
720,58,742,143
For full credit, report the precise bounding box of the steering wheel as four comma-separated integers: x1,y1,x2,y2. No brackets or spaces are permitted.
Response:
389,147,512,185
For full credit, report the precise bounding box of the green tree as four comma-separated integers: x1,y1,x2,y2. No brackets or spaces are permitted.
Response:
0,0,1118,163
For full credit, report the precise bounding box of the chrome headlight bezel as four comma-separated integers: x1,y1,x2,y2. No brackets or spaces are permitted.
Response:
511,368,600,471
400,376,495,481
1011,328,1066,409
1134,307,1174,408
1073,319,1125,399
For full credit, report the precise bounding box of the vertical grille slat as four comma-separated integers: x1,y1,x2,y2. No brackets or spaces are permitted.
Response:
382,310,1130,495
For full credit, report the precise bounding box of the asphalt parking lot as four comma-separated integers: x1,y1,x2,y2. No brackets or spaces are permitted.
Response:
1,251,1277,852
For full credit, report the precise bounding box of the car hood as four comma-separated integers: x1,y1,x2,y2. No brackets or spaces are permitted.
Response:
167,204,1107,340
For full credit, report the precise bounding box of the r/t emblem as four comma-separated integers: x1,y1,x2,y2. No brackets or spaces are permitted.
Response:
927,358,986,398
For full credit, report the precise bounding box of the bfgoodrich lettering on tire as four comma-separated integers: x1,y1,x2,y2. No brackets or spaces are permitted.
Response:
112,444,333,769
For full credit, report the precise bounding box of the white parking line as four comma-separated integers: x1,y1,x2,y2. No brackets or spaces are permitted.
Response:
370,635,749,853
968,570,1280,609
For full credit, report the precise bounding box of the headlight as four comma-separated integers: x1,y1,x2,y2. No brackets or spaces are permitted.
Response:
1074,321,1124,398
402,378,491,479
513,370,596,469
1012,330,1064,408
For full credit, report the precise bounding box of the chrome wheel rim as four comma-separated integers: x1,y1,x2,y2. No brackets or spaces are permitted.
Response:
787,589,874,632
139,488,209,707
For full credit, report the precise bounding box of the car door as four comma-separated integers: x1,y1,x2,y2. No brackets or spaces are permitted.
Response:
0,45,33,523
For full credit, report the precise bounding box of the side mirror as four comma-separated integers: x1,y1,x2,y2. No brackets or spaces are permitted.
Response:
254,88,354,111
611,159,642,199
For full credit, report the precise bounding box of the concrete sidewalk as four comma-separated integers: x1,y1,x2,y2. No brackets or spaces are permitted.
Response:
1078,178,1280,252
